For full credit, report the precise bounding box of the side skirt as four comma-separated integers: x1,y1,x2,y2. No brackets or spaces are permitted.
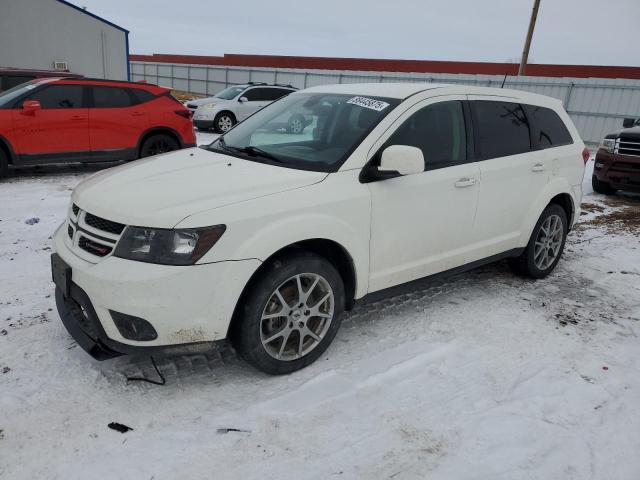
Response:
356,248,525,306
15,148,136,166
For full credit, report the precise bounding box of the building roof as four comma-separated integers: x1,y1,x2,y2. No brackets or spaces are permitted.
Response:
55,0,129,33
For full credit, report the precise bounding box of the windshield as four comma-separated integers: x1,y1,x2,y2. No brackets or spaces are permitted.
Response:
0,80,41,108
214,86,246,100
204,92,400,172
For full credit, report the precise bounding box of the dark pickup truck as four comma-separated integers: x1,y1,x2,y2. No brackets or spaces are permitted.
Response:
593,118,640,194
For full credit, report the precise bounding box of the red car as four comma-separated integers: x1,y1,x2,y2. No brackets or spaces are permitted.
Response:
0,77,196,177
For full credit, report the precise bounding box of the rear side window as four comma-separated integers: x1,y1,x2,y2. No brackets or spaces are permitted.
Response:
27,85,85,109
92,86,134,108
261,88,293,101
523,105,573,149
129,88,155,104
472,101,531,159
385,100,467,171
244,88,273,101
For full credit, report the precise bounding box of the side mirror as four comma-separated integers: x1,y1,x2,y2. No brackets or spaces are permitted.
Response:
22,100,41,115
379,145,424,176
623,118,636,128
238,96,248,103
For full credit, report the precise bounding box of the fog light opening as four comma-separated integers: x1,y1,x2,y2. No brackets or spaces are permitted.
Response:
110,310,158,341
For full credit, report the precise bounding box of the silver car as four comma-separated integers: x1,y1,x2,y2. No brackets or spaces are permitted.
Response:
189,83,297,133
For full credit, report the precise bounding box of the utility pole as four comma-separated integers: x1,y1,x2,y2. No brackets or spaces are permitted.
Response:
518,0,541,76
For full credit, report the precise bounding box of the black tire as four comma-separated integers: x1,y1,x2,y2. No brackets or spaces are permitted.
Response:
232,252,345,375
0,149,8,178
139,134,179,158
214,112,236,134
287,114,306,134
592,175,617,195
509,204,568,279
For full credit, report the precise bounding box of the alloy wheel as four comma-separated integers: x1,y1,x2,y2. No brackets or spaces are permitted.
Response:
260,273,334,361
533,214,564,270
218,115,233,132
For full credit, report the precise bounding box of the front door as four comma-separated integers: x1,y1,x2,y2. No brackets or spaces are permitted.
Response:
367,97,481,292
237,87,270,121
12,84,89,161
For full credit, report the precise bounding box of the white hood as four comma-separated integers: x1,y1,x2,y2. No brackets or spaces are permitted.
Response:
72,148,327,228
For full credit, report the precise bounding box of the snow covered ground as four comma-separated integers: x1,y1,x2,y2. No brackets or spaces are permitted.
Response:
1,145,639,479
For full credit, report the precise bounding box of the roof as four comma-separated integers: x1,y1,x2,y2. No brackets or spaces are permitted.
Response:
55,0,129,33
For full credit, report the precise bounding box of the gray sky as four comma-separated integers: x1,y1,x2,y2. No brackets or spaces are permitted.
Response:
79,0,640,66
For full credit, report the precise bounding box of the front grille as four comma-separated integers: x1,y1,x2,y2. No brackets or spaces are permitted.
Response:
84,212,125,235
72,204,80,216
68,224,74,239
615,137,640,157
78,236,113,257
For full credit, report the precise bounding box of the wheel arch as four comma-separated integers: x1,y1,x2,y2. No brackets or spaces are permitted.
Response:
0,135,16,165
136,127,183,158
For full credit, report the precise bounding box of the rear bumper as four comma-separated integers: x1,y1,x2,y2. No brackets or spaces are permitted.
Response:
594,150,640,192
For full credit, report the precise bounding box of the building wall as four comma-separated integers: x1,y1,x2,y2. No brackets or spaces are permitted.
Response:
131,61,640,147
0,0,127,80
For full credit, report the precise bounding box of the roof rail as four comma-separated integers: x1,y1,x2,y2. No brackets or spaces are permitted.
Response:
246,81,267,85
274,83,295,88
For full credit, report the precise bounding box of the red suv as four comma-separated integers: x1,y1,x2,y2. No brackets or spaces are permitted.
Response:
0,77,196,177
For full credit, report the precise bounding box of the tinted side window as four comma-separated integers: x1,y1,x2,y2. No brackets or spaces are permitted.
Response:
92,86,134,108
243,88,261,101
472,101,531,159
524,104,573,149
129,88,155,104
27,85,85,109
260,88,292,101
385,101,467,171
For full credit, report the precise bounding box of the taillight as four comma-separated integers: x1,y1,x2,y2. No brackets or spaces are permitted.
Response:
175,109,192,119
582,148,590,164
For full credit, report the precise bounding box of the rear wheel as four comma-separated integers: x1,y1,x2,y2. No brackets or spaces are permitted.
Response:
232,252,345,375
0,149,8,178
592,175,617,195
509,204,568,279
214,112,236,133
139,134,179,158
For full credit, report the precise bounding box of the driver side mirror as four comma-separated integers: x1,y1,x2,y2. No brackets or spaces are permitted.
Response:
238,96,248,103
22,100,41,115
623,117,636,128
379,145,424,176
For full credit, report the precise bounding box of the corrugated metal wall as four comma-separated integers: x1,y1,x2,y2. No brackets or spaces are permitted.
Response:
131,61,640,147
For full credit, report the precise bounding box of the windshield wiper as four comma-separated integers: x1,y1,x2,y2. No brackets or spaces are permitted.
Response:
212,138,285,164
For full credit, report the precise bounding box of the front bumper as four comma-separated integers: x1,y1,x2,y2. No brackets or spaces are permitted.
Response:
194,119,215,130
52,225,261,359
594,150,640,192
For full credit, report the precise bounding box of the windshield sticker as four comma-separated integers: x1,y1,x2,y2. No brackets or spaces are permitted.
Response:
347,96,390,112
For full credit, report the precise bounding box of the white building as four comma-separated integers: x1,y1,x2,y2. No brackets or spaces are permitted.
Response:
0,0,129,80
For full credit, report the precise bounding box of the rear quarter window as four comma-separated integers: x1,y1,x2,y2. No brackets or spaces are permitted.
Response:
471,101,532,159
523,104,573,149
129,88,155,104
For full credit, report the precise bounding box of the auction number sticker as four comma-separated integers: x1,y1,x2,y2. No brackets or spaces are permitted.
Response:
347,96,390,111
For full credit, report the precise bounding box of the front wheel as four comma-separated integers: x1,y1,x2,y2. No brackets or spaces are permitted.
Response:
592,175,617,195
232,252,345,375
139,134,179,158
509,204,568,279
214,112,236,133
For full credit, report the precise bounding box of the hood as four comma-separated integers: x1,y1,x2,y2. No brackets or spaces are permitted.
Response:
72,148,327,228
607,126,640,138
187,97,225,108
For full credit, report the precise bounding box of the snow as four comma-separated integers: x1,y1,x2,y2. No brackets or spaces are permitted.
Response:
1,153,640,480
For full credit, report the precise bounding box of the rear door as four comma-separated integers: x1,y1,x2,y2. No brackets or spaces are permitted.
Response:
11,83,89,159
88,85,148,161
468,97,548,259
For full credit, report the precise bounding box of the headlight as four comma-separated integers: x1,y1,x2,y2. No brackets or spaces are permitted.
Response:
600,138,615,153
201,103,218,109
114,225,226,265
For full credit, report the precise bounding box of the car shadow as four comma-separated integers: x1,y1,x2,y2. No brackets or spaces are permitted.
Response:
3,162,123,181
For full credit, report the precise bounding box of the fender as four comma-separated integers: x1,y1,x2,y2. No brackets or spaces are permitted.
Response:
516,176,577,247
136,126,185,154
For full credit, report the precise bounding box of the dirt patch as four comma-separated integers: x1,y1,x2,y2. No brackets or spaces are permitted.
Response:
580,202,605,215
580,206,640,234
171,90,204,102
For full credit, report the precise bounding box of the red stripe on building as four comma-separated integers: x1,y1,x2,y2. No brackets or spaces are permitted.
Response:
129,53,640,80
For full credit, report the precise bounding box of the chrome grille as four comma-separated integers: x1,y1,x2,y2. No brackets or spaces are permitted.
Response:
615,137,640,157
84,212,125,235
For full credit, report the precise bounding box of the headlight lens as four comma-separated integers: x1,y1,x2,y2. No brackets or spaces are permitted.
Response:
114,225,226,265
600,138,615,153
202,103,218,109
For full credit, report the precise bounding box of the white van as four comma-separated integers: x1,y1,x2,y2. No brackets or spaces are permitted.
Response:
52,83,587,374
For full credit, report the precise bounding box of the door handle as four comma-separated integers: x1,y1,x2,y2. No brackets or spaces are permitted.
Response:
132,112,145,117
455,178,476,188
70,115,86,120
531,163,545,172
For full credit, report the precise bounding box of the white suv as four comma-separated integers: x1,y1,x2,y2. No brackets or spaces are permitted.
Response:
188,83,297,133
52,83,587,374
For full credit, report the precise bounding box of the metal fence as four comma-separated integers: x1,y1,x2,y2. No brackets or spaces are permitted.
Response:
131,61,640,147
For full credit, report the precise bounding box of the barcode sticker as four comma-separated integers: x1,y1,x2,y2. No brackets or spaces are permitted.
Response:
346,96,390,112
